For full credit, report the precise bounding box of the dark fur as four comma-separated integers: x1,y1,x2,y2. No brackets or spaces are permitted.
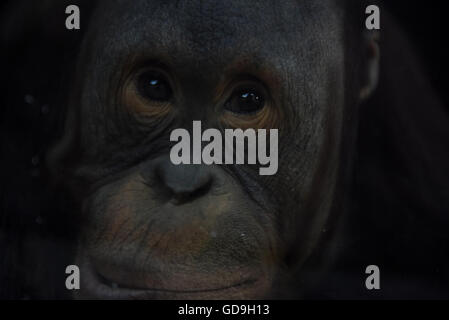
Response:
0,0,448,299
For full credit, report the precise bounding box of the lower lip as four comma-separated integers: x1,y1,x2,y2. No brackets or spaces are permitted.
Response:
76,255,261,299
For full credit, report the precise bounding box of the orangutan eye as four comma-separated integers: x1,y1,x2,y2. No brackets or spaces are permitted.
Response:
225,88,266,114
136,71,172,102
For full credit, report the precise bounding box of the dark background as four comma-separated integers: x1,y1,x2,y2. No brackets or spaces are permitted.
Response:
387,1,449,107
0,1,448,104
0,1,448,299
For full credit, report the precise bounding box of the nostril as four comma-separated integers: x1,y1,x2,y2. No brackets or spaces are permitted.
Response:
151,168,175,202
152,159,214,205
170,177,213,205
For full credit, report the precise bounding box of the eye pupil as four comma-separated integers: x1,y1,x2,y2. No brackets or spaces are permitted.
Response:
240,92,261,104
137,72,172,102
226,89,265,114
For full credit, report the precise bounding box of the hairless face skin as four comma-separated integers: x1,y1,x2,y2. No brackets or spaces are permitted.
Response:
47,0,379,299
3,0,449,300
